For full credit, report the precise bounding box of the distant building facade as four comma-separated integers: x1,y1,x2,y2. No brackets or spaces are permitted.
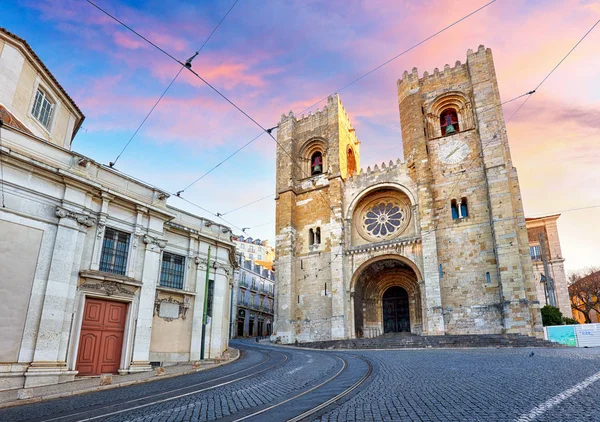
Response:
525,214,570,316
0,28,235,391
232,235,275,267
274,46,543,344
231,256,275,338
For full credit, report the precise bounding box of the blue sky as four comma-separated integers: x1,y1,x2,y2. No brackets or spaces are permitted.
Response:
3,0,600,271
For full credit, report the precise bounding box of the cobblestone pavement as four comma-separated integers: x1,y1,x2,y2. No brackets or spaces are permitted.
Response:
1,344,599,422
313,347,600,422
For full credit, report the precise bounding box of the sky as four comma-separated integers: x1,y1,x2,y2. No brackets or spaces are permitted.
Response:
3,0,599,273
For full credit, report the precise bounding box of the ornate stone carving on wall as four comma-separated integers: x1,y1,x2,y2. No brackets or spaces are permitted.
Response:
213,261,232,275
55,206,96,227
80,281,136,296
143,234,167,249
154,295,190,322
353,192,411,243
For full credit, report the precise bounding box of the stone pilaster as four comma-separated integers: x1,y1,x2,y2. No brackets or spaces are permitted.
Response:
129,234,164,372
189,255,207,361
25,206,94,388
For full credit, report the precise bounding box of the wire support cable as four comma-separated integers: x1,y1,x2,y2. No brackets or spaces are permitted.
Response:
88,0,273,135
217,193,275,217
178,132,265,195
361,90,534,163
297,0,497,115
178,1,499,193
424,18,600,236
104,0,240,167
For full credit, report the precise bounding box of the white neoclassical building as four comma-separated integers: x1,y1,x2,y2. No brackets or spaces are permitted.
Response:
0,27,236,390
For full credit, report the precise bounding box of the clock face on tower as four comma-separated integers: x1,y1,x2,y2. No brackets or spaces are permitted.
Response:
438,139,469,165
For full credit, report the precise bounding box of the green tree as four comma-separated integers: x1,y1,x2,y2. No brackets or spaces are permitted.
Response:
568,268,600,324
541,305,563,326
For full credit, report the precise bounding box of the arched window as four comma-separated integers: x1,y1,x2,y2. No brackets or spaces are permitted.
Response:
311,151,323,175
440,108,459,136
315,227,321,244
460,197,469,218
347,147,357,176
451,199,459,220
309,228,315,246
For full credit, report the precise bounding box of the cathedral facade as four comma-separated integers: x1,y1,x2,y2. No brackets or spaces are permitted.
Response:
273,46,543,343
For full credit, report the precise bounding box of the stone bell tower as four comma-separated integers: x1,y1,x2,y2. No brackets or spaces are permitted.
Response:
396,45,542,336
274,95,360,343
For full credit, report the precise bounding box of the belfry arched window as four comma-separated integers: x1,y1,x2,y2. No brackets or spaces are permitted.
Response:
347,147,357,177
311,151,323,175
440,108,459,136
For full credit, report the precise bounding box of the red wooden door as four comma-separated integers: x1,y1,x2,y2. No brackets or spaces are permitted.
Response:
76,298,127,376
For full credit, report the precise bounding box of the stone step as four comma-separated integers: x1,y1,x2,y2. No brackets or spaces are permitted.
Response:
295,334,563,350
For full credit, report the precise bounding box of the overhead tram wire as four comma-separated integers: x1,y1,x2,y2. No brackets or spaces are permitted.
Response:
360,90,533,163
87,0,496,243
183,0,499,188
216,193,275,217
179,0,498,196
185,1,505,224
102,0,241,168
296,0,496,116
92,0,496,194
424,18,600,236
177,131,265,196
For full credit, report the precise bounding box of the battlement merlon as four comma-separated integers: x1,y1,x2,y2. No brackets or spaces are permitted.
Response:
277,94,359,144
396,45,493,97
347,158,407,181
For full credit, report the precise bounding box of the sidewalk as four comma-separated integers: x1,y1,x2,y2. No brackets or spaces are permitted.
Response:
0,348,239,409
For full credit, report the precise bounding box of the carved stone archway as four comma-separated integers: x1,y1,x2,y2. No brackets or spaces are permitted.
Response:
352,257,423,338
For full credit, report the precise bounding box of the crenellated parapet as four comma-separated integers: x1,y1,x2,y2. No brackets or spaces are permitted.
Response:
397,45,490,99
346,158,407,184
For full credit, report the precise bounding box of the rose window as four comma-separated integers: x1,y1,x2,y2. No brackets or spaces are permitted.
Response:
362,202,406,237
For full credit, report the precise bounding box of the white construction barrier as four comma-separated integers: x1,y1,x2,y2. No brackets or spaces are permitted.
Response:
545,323,600,347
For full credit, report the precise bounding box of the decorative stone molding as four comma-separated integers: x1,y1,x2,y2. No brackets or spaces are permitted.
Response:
213,261,232,275
80,281,136,296
345,237,421,255
96,221,106,238
143,234,167,249
55,206,96,227
154,295,190,321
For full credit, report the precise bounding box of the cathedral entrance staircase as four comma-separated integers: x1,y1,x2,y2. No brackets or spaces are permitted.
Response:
294,333,564,350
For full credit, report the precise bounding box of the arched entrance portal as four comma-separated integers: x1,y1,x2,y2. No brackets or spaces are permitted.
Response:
352,256,423,338
382,286,410,333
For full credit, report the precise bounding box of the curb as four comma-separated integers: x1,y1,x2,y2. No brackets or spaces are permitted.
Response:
266,342,561,352
0,348,240,409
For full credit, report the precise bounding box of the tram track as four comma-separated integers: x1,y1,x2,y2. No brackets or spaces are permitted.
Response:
40,348,287,422
7,342,373,422
223,342,373,422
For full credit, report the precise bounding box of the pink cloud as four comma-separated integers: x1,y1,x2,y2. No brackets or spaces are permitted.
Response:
112,31,147,50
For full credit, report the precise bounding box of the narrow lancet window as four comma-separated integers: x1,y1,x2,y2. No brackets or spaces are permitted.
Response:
451,199,459,220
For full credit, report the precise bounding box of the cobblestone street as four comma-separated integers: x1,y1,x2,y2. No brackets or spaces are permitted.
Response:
1,342,599,422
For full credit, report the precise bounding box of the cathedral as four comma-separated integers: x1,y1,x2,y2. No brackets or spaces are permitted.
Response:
273,46,543,343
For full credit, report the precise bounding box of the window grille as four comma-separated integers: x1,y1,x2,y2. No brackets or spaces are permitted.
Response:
160,252,185,289
99,227,130,275
31,89,54,128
